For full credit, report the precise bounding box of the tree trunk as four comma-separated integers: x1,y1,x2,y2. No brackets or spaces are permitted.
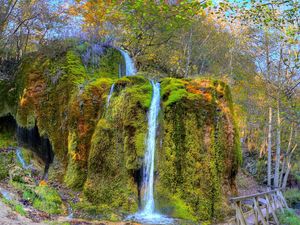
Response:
279,157,286,187
267,107,272,187
184,28,193,78
274,98,281,188
282,145,297,189
282,162,291,189
279,125,293,187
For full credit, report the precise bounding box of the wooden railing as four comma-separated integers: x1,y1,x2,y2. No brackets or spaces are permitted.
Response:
229,188,288,225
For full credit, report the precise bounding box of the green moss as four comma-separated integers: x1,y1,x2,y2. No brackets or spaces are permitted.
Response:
33,186,63,214
84,117,139,214
0,80,18,116
135,133,146,157
161,78,189,107
0,42,241,222
77,44,122,79
73,199,117,219
115,76,152,109
64,157,87,189
157,78,240,222
0,151,14,180
64,50,87,83
0,131,17,148
155,187,196,221
165,89,188,107
10,181,63,214
83,76,153,214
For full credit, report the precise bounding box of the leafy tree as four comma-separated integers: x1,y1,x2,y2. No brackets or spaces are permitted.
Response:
216,0,300,188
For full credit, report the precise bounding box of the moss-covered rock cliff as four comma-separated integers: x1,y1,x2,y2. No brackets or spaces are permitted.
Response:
0,44,241,222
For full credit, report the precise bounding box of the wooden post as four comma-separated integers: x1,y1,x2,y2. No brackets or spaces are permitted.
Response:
264,194,270,223
253,198,259,225
254,196,268,225
235,202,247,225
266,194,279,225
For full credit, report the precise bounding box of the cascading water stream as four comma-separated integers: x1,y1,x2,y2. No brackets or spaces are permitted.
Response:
118,49,137,76
107,49,136,108
0,188,12,201
16,148,32,169
106,83,115,108
128,81,173,224
141,80,160,215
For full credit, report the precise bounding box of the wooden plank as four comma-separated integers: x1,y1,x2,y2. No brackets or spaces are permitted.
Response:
230,188,283,203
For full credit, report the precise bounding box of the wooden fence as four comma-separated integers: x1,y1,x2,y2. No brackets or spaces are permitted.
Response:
229,188,288,225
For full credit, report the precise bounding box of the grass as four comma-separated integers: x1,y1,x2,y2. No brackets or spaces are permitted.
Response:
11,181,63,214
32,185,63,214
284,189,300,208
1,197,27,216
15,203,27,216
277,209,300,225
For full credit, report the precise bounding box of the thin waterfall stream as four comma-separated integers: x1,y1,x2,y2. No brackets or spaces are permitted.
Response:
106,83,115,109
0,188,13,201
118,49,137,76
142,80,160,214
103,50,171,223
16,148,32,169
107,48,136,108
128,81,173,224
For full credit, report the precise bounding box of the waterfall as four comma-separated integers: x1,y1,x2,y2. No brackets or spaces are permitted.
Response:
0,188,12,201
106,83,115,108
128,81,173,224
16,148,32,169
141,80,160,214
118,49,137,76
66,203,74,219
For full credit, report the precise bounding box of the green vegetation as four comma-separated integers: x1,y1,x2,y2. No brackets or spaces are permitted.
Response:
0,131,17,148
277,209,300,225
83,75,152,215
33,185,63,214
15,203,27,216
284,189,300,208
160,78,190,107
73,200,122,221
1,196,27,216
0,151,14,180
0,149,63,215
0,0,299,224
156,78,240,221
12,181,63,214
0,45,240,222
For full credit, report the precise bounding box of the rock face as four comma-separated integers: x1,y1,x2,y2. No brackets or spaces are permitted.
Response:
0,44,241,222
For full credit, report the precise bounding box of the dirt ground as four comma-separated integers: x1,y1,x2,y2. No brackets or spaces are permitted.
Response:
0,200,47,225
